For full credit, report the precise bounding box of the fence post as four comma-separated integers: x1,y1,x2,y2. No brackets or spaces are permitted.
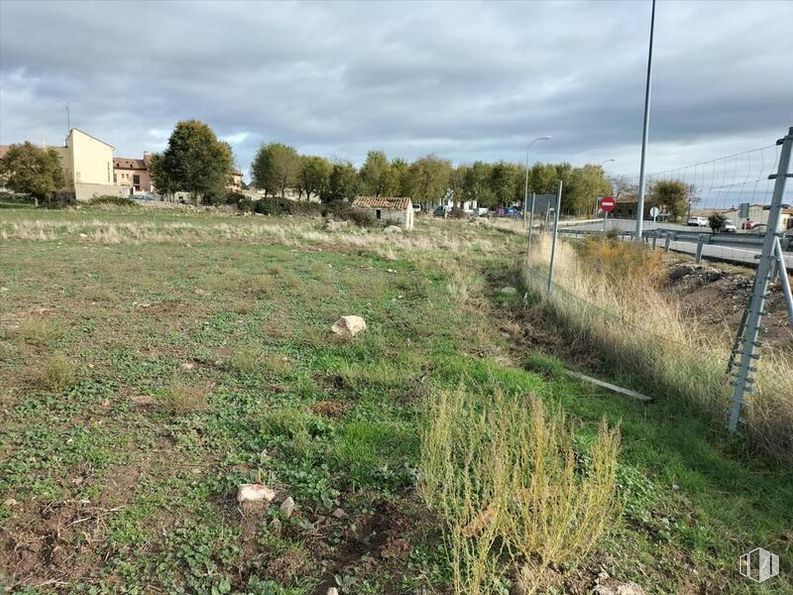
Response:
695,235,706,263
526,192,537,255
728,126,793,432
774,236,793,324
652,233,657,250
547,181,563,297
665,233,672,253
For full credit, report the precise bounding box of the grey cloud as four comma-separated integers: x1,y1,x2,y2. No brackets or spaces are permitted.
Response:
1,0,791,178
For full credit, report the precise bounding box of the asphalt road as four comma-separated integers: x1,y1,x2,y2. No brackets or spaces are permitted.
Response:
558,218,793,268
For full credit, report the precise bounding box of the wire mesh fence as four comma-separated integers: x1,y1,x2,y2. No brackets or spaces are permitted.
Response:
522,127,793,463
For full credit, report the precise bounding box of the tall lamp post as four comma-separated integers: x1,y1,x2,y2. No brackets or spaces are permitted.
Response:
595,158,616,217
635,0,657,241
523,135,551,233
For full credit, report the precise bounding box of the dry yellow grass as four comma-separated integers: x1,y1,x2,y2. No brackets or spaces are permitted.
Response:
420,386,620,594
524,234,793,462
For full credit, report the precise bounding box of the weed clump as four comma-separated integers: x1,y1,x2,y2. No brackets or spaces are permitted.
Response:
159,383,210,415
420,386,620,594
36,353,78,391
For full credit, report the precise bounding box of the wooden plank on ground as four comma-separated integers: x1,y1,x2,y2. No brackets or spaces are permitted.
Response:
565,371,653,402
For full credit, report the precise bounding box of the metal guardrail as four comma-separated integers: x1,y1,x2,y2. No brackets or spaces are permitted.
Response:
557,226,792,251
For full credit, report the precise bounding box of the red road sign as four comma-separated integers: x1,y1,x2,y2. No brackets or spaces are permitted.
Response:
600,196,616,212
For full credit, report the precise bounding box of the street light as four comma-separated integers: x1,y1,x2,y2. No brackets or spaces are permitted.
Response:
523,136,551,235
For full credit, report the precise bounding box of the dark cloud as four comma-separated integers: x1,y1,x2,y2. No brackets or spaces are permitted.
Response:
1,0,791,178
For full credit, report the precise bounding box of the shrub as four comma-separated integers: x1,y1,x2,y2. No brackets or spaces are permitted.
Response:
321,202,373,227
36,353,78,392
254,196,322,217
88,195,138,207
420,386,620,593
159,382,210,415
708,213,726,232
575,235,666,288
449,207,467,219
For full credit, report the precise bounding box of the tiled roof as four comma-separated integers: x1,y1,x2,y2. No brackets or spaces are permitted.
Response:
114,157,147,170
0,145,9,159
352,196,411,210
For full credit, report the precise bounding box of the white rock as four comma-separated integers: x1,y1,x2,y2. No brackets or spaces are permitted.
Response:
499,286,518,296
327,589,339,595
383,225,403,234
280,496,295,518
331,315,367,337
3,498,18,507
237,483,276,504
331,508,347,519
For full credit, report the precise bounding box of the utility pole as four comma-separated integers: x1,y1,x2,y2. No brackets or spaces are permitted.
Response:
635,0,656,241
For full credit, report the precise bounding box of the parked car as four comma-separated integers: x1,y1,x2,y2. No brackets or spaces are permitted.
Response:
722,219,737,233
432,206,446,217
412,204,422,213
503,207,521,218
687,216,708,227
741,219,760,230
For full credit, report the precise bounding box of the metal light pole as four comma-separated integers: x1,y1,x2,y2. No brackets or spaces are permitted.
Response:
524,136,551,229
635,0,656,241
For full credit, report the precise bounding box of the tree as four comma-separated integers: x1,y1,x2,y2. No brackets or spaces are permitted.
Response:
409,155,451,208
324,161,359,203
651,180,689,222
359,150,392,196
528,163,557,195
0,142,64,206
149,120,233,205
564,164,611,215
298,155,331,201
489,162,520,206
389,158,412,197
462,161,495,207
251,142,300,198
709,213,726,232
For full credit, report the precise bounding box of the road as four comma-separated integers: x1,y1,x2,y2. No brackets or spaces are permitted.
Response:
558,218,793,268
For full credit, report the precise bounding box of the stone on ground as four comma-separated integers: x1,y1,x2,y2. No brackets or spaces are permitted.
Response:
383,225,403,234
499,286,518,296
279,496,295,518
331,315,367,337
237,483,276,504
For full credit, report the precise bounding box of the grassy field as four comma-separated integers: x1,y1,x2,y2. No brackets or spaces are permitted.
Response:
1,205,792,594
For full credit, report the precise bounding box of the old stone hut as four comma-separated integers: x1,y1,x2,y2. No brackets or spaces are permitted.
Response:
351,196,414,230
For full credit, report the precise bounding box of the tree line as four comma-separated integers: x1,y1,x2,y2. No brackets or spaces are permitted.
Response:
251,142,613,214
1,118,695,220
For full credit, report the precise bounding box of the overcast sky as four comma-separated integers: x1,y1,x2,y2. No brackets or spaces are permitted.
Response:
1,0,792,181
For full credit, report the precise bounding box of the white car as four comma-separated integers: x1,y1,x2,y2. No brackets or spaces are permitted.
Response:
722,219,737,233
687,216,708,227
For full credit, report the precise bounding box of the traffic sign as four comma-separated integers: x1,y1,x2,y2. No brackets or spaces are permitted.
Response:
600,196,616,212
649,206,661,219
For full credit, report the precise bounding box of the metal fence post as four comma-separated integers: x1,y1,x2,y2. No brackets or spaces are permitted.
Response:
547,181,563,297
695,235,706,263
774,236,793,324
527,192,537,254
728,126,793,432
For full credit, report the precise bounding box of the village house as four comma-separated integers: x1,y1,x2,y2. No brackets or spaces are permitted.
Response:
114,153,153,194
352,196,415,230
53,129,127,201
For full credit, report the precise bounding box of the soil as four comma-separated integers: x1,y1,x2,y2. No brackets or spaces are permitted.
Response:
664,260,793,351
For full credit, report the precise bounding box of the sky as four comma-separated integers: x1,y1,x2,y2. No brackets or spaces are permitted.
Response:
1,0,792,182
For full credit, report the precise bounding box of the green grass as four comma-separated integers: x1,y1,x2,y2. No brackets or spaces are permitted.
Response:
0,206,791,594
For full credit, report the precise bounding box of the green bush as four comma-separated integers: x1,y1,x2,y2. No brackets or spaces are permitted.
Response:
321,202,373,227
253,196,322,217
88,195,138,207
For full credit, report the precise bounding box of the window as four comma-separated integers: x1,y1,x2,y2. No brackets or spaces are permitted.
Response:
376,209,382,219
